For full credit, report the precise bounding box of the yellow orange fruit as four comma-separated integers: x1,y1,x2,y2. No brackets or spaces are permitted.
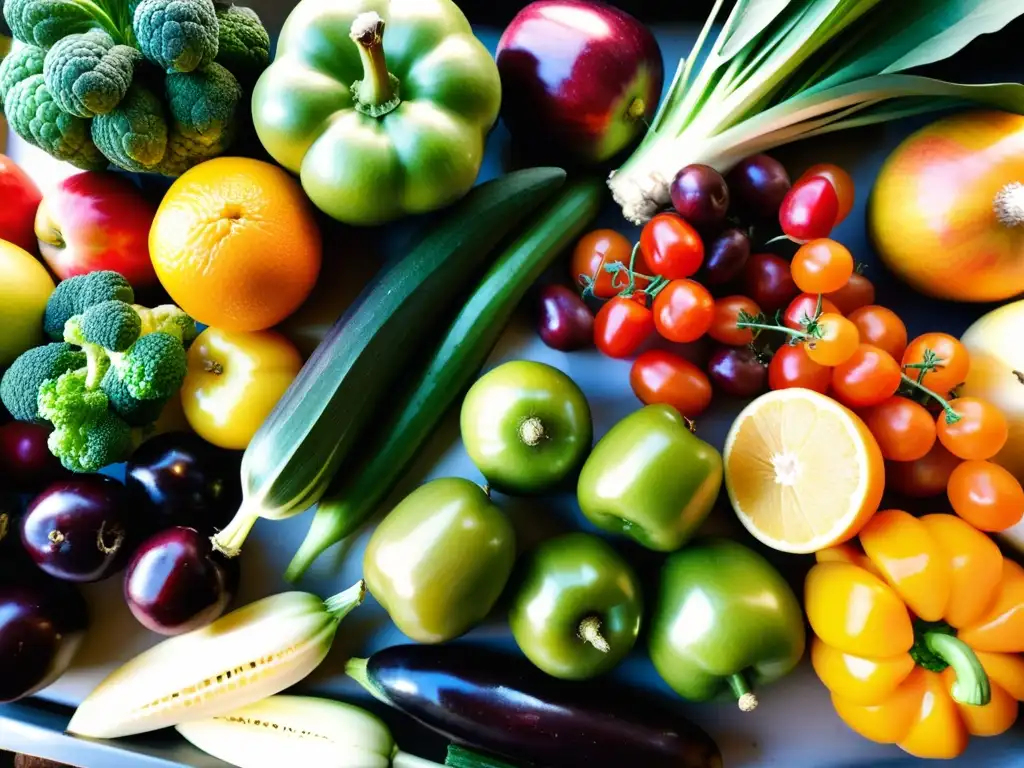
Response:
0,239,55,366
150,158,322,332
724,388,885,553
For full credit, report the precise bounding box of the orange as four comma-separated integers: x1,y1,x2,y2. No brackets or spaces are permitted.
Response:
723,388,885,553
149,158,322,332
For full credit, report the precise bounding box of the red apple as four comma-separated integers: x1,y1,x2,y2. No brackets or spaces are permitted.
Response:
34,172,158,287
496,0,663,166
0,155,43,254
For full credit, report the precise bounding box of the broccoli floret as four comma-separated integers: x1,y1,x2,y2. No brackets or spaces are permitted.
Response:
133,303,197,344
100,365,166,426
214,4,268,79
108,331,187,401
3,0,110,49
44,270,135,341
63,298,143,387
90,81,167,171
132,0,218,74
4,73,107,169
42,29,139,118
38,369,132,472
0,342,86,422
0,44,44,110
165,61,239,136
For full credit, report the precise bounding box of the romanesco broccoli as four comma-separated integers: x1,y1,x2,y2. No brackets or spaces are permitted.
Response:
90,81,167,170
3,0,115,50
132,0,218,74
0,44,44,110
0,342,86,422
43,28,139,117
157,60,239,173
214,4,267,80
44,270,134,341
108,330,187,401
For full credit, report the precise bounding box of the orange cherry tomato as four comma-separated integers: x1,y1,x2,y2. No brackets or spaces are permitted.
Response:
799,163,856,224
570,229,649,299
947,460,1024,532
791,238,855,294
630,349,713,418
826,271,875,315
709,295,761,346
864,396,937,462
783,292,841,331
886,442,963,499
902,333,970,395
593,294,654,359
848,305,908,361
639,212,705,280
652,279,715,343
805,313,859,367
768,344,831,393
830,345,902,409
937,397,1010,461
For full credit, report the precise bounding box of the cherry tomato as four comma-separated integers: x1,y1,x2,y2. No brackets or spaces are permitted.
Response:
571,229,649,299
709,296,761,346
593,295,654,358
936,397,1009,461
783,293,841,331
825,271,875,315
630,349,713,418
779,175,839,242
902,333,970,395
947,460,1024,532
830,345,902,408
768,344,831,393
863,396,936,462
708,346,768,397
652,279,715,343
744,253,799,312
791,238,854,294
804,313,859,367
848,305,908,361
640,212,704,280
798,164,855,224
886,442,962,499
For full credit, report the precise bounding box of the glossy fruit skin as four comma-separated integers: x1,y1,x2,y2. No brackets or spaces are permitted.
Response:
937,398,1009,461
726,154,791,220
649,538,806,703
670,164,730,231
0,239,55,368
791,238,855,294
709,296,759,346
577,404,723,552
779,175,839,241
182,327,304,450
0,578,88,702
571,229,646,299
360,644,722,768
768,344,831,393
805,314,860,367
125,432,242,534
653,279,714,343
363,478,515,644
744,253,799,312
461,361,592,495
594,295,654,358
537,284,594,351
864,397,937,462
700,228,750,286
830,345,903,408
947,460,1024,532
640,213,704,279
886,442,962,498
708,347,767,398
509,533,642,681
0,423,66,492
495,0,664,164
848,306,908,361
902,333,970,394
826,272,875,315
0,154,43,254
630,350,712,418
124,527,240,635
783,293,840,331
799,164,855,224
21,476,133,583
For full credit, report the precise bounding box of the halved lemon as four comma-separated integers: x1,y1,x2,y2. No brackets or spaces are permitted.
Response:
724,388,885,553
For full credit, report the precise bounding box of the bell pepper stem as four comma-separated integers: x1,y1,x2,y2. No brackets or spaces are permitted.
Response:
578,615,611,653
727,672,759,712
350,11,402,117
323,580,366,620
924,632,992,707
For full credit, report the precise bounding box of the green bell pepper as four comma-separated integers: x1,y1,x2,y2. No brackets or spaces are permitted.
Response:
648,538,806,711
252,2,501,225
576,404,723,552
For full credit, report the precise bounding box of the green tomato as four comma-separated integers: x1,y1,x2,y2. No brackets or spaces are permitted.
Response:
460,360,592,495
363,477,515,644
509,533,642,680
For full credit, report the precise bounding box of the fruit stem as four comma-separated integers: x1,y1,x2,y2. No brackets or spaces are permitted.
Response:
519,417,546,447
578,615,611,653
210,505,259,558
900,373,962,425
736,318,808,340
350,12,401,116
627,97,647,120
345,657,389,704
1014,370,1023,386
924,632,991,707
994,182,1024,227
727,672,759,712
202,359,224,375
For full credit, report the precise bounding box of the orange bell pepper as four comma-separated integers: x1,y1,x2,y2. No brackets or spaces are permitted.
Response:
806,510,1024,760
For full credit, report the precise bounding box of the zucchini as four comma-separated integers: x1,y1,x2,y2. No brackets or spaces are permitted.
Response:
285,178,603,580
211,168,568,557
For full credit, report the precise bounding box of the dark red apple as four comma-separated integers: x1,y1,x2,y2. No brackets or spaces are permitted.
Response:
0,154,43,254
34,171,158,287
496,0,663,165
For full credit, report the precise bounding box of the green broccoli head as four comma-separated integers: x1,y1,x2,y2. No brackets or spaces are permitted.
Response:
109,330,187,401
132,0,218,74
0,44,44,111
90,81,167,171
39,369,132,472
71,299,143,352
42,28,140,118
100,365,166,426
214,4,268,80
44,270,135,341
3,0,108,49
0,342,87,422
4,73,108,169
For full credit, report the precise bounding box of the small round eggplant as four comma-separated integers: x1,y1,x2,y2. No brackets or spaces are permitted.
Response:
537,284,594,351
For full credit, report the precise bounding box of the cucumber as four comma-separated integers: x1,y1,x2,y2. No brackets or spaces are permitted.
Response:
212,168,568,557
285,178,603,580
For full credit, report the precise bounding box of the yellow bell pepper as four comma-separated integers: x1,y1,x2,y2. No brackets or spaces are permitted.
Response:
806,509,1024,760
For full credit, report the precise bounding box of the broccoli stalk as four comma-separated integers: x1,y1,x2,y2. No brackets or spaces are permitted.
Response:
62,298,142,387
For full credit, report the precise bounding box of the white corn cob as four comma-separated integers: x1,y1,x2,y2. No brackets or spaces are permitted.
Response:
67,582,365,739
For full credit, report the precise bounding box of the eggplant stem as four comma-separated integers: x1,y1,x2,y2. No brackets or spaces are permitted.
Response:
578,615,611,653
344,657,389,704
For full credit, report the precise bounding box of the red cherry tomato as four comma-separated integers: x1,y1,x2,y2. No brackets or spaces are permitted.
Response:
743,253,799,312
804,313,859,367
593,295,654,358
830,345,902,409
848,305,907,361
783,293,841,331
791,238,855,294
886,442,962,499
779,175,839,242
640,212,705,280
825,271,875,315
863,396,937,462
947,460,1024,532
902,333,971,395
936,397,1009,461
798,164,855,224
571,229,650,299
630,349,713,418
768,344,831,393
709,295,761,346
652,279,715,343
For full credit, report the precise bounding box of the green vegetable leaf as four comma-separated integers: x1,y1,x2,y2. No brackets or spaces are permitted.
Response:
718,0,796,60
